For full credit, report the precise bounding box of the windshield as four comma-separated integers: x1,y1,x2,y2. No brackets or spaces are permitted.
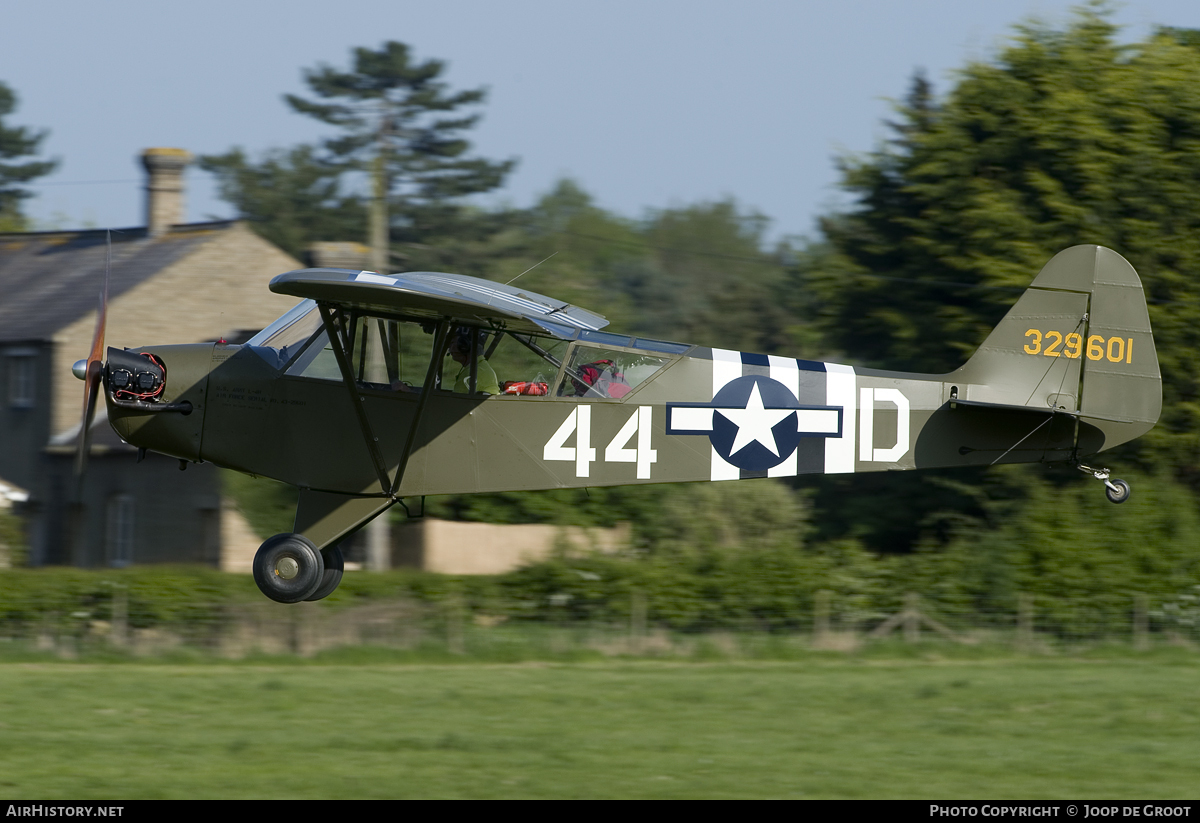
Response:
245,300,324,369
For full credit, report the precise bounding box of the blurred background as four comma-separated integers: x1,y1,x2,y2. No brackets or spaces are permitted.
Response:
4,4,1200,797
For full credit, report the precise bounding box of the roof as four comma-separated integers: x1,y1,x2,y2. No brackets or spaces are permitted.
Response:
0,478,29,506
0,221,238,343
269,268,609,338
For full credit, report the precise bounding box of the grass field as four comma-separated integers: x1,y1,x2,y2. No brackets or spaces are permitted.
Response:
0,648,1198,798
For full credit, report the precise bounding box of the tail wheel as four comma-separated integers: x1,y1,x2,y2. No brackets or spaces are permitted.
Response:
304,544,345,602
253,534,325,603
1106,479,1131,504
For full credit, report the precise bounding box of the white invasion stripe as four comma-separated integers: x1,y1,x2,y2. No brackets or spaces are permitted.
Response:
355,273,398,285
711,445,740,481
411,275,602,330
405,278,551,314
410,274,551,311
412,275,565,316
768,355,800,395
768,356,801,478
540,313,589,328
824,363,857,474
669,407,714,432
712,349,742,393
796,409,841,434
710,349,743,480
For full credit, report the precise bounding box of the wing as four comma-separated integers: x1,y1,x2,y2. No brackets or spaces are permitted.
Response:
269,268,608,337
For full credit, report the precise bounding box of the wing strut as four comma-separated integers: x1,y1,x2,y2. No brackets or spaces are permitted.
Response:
318,303,393,496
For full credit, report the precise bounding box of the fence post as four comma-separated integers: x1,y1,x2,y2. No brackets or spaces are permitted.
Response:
904,592,920,643
1134,592,1149,651
630,590,647,654
287,605,302,655
813,589,831,646
110,586,128,649
445,592,465,655
1018,593,1034,650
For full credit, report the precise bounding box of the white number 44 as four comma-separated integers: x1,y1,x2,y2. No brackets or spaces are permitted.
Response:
543,406,657,479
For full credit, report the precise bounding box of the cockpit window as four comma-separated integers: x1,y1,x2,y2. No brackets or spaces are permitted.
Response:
252,303,583,398
245,300,324,369
437,328,567,396
556,344,668,398
486,332,568,397
286,311,439,390
351,315,439,390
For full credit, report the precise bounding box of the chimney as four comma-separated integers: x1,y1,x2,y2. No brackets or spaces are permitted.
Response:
308,241,372,269
141,148,192,237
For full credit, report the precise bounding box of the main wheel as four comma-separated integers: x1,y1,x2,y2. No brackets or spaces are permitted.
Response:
253,533,325,603
304,544,345,602
1106,479,1131,504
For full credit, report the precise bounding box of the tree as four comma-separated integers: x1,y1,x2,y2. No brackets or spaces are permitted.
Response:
785,6,1200,552
200,145,365,260
285,41,515,271
799,6,1200,487
509,180,796,353
0,81,56,231
202,42,514,271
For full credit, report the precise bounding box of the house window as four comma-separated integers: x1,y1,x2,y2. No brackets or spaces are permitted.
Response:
6,349,35,408
106,494,134,567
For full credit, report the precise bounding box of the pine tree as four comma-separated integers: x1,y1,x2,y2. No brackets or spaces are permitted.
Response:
199,145,365,260
284,41,515,271
0,81,56,231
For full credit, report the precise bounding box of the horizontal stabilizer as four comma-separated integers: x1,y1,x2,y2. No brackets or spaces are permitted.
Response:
947,397,1130,425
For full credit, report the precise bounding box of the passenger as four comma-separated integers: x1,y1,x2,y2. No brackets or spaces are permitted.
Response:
563,358,631,398
448,328,500,395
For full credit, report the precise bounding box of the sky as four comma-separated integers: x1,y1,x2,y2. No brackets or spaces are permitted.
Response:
4,0,1200,243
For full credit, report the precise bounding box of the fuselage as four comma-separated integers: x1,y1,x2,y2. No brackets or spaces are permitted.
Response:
108,338,1104,499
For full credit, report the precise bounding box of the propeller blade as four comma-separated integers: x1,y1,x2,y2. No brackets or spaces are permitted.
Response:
74,231,112,481
75,363,102,479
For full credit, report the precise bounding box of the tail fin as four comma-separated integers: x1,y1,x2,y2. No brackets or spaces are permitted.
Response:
952,245,1160,452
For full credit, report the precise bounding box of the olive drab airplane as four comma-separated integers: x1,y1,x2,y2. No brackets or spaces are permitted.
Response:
73,244,1160,604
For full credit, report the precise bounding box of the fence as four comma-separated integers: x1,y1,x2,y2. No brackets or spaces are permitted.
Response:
1,570,1195,659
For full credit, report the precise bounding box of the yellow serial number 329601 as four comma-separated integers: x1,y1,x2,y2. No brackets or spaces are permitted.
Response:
1023,330,1133,363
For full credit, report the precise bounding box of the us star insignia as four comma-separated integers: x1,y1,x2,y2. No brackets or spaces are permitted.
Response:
666,375,842,471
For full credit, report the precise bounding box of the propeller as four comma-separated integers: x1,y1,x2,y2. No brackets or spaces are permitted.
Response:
73,230,111,480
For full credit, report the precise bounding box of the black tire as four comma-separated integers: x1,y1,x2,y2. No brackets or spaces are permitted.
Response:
304,544,345,602
1106,479,1131,504
252,533,325,603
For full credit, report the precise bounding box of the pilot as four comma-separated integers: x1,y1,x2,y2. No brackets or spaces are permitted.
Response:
448,327,500,395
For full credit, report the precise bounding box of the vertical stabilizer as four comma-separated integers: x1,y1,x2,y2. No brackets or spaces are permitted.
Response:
952,245,1160,453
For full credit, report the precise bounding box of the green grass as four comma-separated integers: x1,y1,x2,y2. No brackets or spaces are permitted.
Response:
0,654,1198,798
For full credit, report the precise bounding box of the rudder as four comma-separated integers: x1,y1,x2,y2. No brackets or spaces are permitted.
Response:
952,245,1160,453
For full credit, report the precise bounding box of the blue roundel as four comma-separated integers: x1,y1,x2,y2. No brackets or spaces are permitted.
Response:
709,375,801,471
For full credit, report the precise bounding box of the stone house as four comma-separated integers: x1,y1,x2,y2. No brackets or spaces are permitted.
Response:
0,148,299,567
0,149,631,574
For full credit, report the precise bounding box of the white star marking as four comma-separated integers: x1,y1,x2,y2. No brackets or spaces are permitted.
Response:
718,382,796,457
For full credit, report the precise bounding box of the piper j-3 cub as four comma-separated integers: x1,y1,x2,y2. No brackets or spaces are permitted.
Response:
74,244,1160,603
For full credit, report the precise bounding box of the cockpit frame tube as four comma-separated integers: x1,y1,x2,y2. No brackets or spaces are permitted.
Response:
390,320,450,497
318,302,392,496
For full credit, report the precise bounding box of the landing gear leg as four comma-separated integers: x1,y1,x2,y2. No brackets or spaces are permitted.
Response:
252,534,326,603
1076,463,1131,504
